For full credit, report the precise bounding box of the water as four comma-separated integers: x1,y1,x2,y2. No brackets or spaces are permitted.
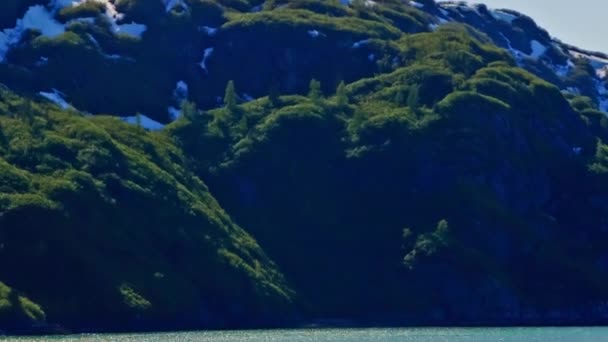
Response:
2,327,608,342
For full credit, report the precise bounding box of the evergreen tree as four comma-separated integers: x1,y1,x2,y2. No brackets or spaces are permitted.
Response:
0,121,6,148
407,84,420,112
308,79,322,104
181,101,199,122
224,80,237,111
18,99,35,125
135,113,143,129
348,108,367,134
395,88,406,105
351,0,366,11
336,81,348,107
269,83,281,108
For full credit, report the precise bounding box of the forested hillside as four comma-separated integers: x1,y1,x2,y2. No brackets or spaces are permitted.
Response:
2,0,608,333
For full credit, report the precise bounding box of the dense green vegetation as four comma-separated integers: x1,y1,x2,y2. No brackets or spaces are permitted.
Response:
0,88,294,332
2,0,608,333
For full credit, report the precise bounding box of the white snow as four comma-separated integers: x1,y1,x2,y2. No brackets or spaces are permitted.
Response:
594,76,608,114
200,26,218,36
39,89,70,109
569,50,608,67
36,56,49,66
599,98,608,113
55,0,124,21
489,10,517,24
167,80,189,120
114,22,147,38
554,59,574,78
121,114,165,131
499,34,547,64
242,93,254,102
352,39,369,48
1,0,146,62
597,66,608,79
368,53,376,61
569,50,608,79
199,47,214,73
162,0,188,13
175,81,188,99
529,40,547,59
308,30,322,38
409,1,424,9
0,5,66,61
341,0,375,5
168,106,181,120
563,87,580,95
63,0,147,39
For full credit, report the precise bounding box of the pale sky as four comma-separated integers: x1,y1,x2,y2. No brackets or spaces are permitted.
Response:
469,0,608,53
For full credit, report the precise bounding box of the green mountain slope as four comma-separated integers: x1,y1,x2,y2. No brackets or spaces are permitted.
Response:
0,88,294,333
169,25,608,323
2,0,608,333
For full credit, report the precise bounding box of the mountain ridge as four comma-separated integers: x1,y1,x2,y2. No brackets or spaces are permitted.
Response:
1,0,608,334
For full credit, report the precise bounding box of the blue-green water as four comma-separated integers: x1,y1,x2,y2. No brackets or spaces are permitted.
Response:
3,328,608,342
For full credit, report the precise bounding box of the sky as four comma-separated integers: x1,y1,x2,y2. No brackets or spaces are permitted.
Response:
469,0,608,53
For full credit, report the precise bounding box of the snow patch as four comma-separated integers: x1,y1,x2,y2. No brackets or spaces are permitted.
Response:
529,40,547,59
242,93,254,102
121,114,165,131
162,0,188,13
199,47,214,73
167,80,189,120
597,66,608,79
200,26,218,36
308,30,324,38
554,59,574,78
437,17,450,24
59,0,147,39
569,50,608,78
599,98,608,113
0,5,66,61
489,10,517,24
563,87,580,95
36,56,49,66
168,107,181,120
39,89,70,110
499,34,547,64
352,39,369,48
114,22,147,38
409,1,424,9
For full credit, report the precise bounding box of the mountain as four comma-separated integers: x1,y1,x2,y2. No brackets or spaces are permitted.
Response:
2,0,608,334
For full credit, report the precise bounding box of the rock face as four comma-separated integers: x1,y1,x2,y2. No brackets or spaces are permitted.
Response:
1,0,608,333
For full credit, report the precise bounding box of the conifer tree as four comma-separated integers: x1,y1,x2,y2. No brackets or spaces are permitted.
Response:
336,81,348,107
224,80,237,111
308,79,322,104
407,84,420,112
135,113,143,129
269,83,281,108
181,101,198,122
